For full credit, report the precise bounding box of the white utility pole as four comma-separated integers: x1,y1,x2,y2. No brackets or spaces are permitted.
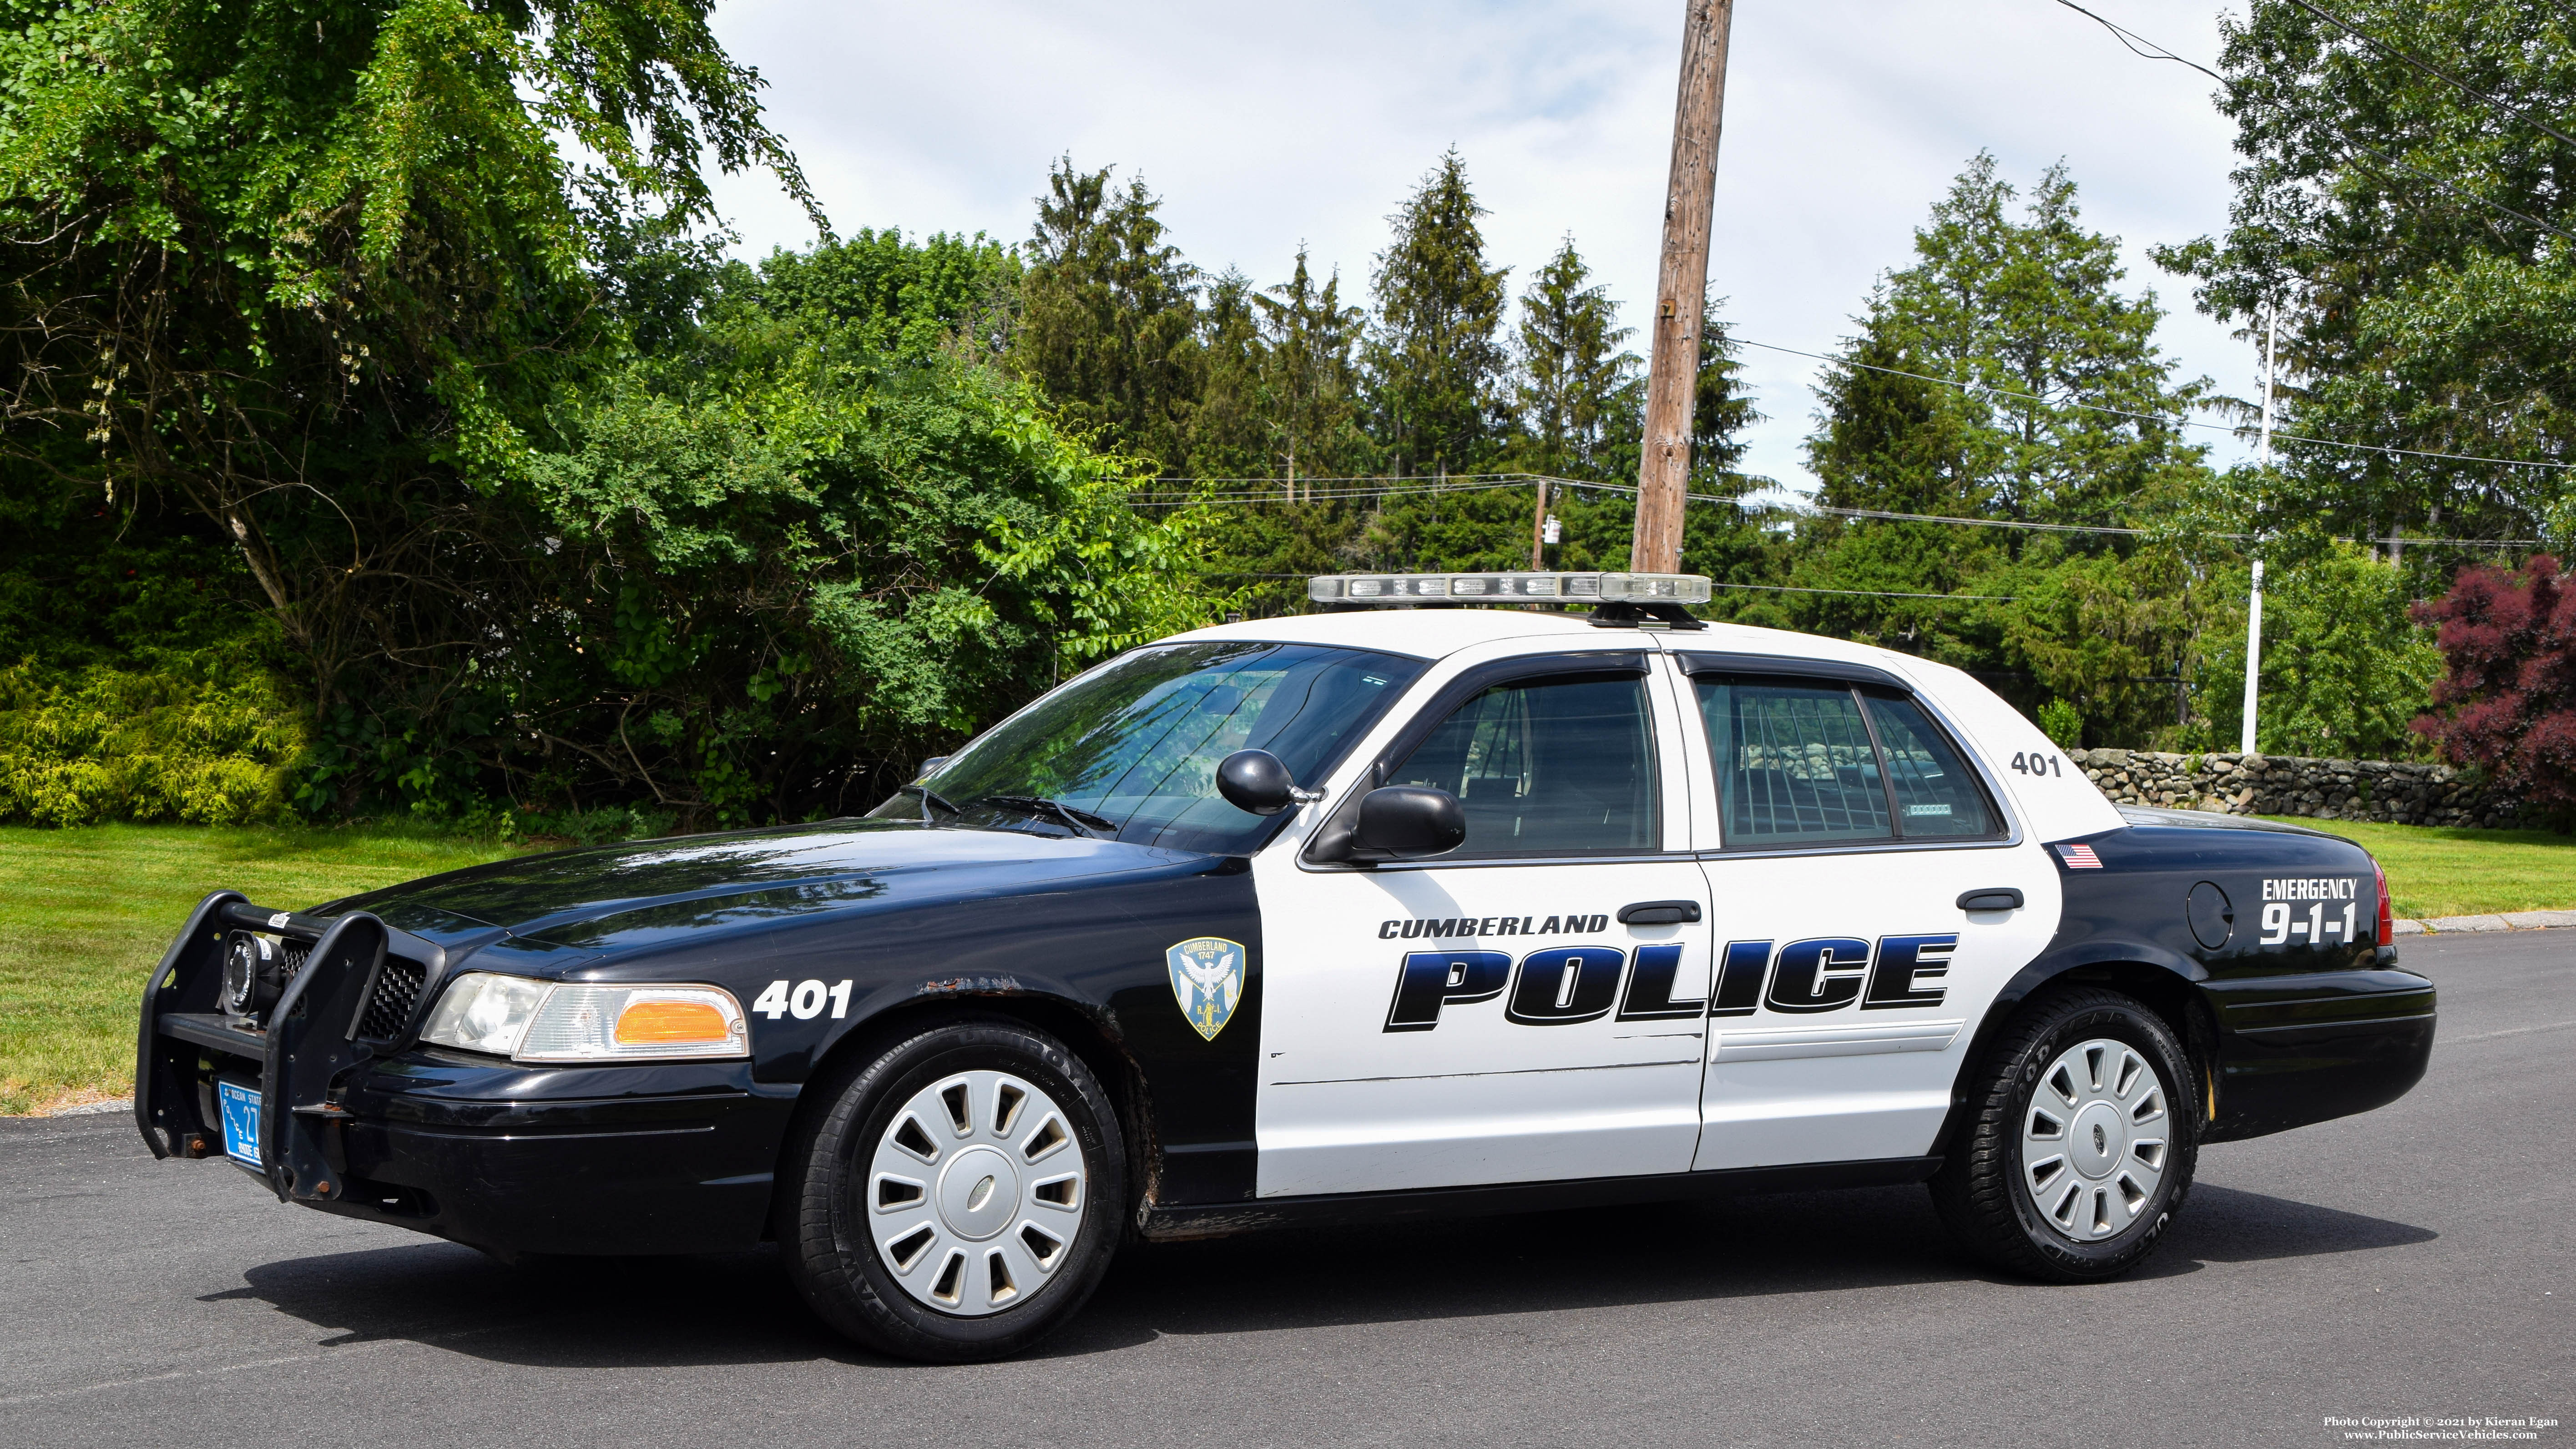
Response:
2239,301,2278,756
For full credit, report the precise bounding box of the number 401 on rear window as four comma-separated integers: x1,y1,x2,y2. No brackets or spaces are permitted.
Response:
2010,752,2065,777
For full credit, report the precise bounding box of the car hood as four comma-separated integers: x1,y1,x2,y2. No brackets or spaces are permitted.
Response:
323,818,1210,952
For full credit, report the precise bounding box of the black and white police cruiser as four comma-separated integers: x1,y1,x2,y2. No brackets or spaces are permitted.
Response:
133,571,2436,1360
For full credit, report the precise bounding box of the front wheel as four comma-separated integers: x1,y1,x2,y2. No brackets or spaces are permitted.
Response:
781,1017,1126,1361
1930,986,2199,1282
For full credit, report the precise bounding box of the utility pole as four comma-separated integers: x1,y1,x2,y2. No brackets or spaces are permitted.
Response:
1530,476,1550,569
1632,0,1735,575
2239,300,2278,756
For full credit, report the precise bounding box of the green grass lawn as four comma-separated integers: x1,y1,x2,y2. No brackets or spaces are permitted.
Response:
2258,817,2576,920
0,824,532,1116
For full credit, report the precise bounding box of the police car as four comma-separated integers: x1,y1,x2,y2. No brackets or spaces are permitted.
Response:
133,572,2436,1362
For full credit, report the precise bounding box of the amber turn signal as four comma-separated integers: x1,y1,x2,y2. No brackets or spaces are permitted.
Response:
616,999,732,1045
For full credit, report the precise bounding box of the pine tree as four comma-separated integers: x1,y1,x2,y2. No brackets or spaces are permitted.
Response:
1858,153,2207,525
1367,150,1511,479
1691,296,1761,496
1184,252,1379,618
1505,237,1643,570
1513,237,1640,482
1674,298,1776,598
1786,154,2222,743
1014,158,1203,472
1253,248,1374,493
1188,268,1268,478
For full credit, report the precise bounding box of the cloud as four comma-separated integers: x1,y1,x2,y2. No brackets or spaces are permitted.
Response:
705,0,2262,492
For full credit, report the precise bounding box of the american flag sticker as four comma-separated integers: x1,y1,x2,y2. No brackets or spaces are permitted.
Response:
2056,843,2104,869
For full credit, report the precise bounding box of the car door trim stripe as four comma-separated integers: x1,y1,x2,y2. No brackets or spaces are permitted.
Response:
1711,1019,1965,1062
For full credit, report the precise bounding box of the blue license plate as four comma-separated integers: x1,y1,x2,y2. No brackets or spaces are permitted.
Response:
217,1080,261,1166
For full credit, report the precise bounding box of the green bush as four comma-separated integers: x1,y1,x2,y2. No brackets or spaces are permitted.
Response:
0,652,304,827
2037,698,2084,748
2190,544,2441,760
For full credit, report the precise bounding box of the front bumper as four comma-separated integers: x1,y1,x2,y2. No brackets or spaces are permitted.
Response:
325,1054,794,1255
136,891,796,1257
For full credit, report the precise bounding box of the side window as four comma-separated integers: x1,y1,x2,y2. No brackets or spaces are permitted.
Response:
1389,673,1658,854
1698,680,1891,844
1695,677,2003,847
1864,693,1998,838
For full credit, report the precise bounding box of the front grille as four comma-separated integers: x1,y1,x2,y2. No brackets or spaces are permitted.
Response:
359,957,427,1040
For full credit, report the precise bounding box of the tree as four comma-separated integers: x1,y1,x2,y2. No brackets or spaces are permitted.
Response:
1503,237,1644,570
1366,149,1510,480
1512,237,1641,481
0,0,813,691
2412,554,2576,828
2154,1,2576,557
1013,158,1202,473
2191,545,2441,759
1182,250,1379,619
1690,295,1761,496
1187,268,1268,479
1850,153,2208,526
518,231,1217,825
1253,248,1373,490
1785,155,2221,741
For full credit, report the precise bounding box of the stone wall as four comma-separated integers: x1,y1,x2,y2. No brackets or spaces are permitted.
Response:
2067,748,2528,829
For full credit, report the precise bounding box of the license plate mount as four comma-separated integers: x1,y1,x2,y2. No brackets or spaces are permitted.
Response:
217,1079,261,1167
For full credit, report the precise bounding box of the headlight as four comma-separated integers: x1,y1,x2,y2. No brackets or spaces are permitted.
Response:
419,973,749,1062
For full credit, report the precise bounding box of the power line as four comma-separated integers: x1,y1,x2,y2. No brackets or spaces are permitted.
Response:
2049,0,2576,246
1710,581,2017,602
1735,335,2576,474
1131,470,2541,547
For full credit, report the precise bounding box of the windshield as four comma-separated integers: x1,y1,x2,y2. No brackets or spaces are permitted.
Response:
869,641,1425,854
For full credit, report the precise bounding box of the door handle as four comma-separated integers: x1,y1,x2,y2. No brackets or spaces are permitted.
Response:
1618,900,1703,925
1956,888,2025,912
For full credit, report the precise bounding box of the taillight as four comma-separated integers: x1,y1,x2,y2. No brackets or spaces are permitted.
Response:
2374,858,2393,944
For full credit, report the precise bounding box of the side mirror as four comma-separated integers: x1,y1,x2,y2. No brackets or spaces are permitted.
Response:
914,756,950,781
1353,786,1466,858
1217,749,1307,816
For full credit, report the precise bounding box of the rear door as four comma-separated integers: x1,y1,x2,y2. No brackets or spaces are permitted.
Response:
1253,649,1715,1197
1677,656,2060,1171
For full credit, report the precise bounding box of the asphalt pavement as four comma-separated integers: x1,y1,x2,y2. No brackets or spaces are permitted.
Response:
5,931,2567,1449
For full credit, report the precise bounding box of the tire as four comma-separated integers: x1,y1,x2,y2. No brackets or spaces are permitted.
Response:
1929,986,2199,1282
780,1016,1126,1362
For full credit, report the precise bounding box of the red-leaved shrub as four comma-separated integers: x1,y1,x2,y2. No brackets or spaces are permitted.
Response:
2411,555,2576,830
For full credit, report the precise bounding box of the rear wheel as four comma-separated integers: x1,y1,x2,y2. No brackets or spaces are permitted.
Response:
782,1018,1125,1361
1930,986,2198,1282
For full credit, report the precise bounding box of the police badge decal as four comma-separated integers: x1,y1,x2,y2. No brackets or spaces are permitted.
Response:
1165,936,1246,1041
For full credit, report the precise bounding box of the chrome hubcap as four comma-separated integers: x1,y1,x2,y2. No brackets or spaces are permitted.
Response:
2021,1037,2169,1242
867,1070,1086,1316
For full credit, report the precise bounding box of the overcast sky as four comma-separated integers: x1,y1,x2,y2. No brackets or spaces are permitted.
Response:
702,0,2262,496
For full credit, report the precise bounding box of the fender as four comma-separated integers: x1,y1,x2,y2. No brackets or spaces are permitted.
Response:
572,849,1268,1213
1929,933,2208,1161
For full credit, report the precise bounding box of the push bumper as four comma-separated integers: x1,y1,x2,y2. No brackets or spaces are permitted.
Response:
136,891,796,1257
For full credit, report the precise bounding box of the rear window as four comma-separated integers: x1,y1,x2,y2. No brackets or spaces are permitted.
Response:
1695,678,1999,848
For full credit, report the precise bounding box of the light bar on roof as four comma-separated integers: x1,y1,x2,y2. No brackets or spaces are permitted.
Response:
1308,571,1712,606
